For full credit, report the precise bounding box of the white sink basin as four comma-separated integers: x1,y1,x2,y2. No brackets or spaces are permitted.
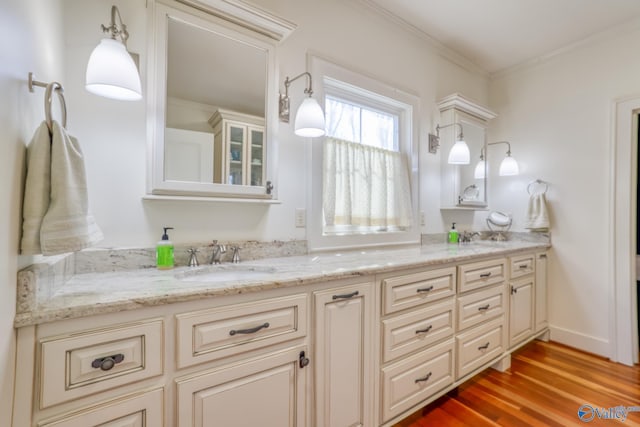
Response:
177,266,277,283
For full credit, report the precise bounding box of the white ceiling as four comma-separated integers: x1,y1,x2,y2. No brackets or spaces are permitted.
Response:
366,0,640,74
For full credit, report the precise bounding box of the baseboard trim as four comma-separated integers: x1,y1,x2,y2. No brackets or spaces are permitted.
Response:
549,325,609,358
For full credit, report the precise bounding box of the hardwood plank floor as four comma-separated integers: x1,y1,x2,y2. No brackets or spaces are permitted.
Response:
393,341,640,427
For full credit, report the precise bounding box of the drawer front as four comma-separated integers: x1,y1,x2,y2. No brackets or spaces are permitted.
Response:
382,298,455,363
38,388,163,427
176,294,307,368
456,316,505,379
458,258,506,293
382,266,456,315
40,319,163,409
381,339,454,423
510,254,535,279
457,285,506,331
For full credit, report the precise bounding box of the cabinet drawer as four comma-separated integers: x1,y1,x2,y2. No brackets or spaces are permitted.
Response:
510,254,535,279
38,388,163,427
39,319,163,409
176,294,307,368
458,258,506,293
456,316,505,379
381,339,454,423
382,298,455,363
382,266,456,315
457,284,506,331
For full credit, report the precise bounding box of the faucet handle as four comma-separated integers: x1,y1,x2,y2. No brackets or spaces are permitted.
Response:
209,240,218,247
187,248,200,267
231,246,240,263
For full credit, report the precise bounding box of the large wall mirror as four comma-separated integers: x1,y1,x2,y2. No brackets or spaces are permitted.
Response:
147,0,294,199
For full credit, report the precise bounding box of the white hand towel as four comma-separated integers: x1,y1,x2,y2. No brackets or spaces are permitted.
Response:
20,122,52,254
38,121,103,255
524,192,550,232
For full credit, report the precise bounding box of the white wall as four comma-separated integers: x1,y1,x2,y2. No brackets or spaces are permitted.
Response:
489,21,640,356
58,0,488,249
0,0,65,423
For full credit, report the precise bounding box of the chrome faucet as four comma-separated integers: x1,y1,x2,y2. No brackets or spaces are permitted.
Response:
209,240,226,264
231,246,240,263
460,231,479,244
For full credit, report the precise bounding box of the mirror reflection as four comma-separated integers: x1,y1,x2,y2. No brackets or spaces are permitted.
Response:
163,16,267,187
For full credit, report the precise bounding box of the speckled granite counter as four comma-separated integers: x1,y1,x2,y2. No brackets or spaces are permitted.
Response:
15,240,549,327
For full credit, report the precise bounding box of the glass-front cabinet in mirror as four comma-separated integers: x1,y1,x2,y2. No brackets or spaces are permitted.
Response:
437,94,497,209
147,0,295,199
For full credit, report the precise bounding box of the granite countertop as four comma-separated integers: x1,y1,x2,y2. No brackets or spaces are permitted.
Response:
15,240,549,327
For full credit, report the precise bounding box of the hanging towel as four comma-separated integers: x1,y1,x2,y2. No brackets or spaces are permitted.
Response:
20,122,52,255
524,192,550,232
21,121,103,255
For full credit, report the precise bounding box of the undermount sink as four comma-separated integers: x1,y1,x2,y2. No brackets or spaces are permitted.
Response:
176,266,278,283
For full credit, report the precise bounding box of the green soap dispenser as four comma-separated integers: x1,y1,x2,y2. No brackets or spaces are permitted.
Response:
157,227,175,270
448,223,459,244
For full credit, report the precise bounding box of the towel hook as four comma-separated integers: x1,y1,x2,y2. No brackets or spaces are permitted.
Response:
28,72,67,132
527,179,548,195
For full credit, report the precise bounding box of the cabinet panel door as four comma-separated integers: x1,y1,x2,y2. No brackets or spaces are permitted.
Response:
314,281,374,427
38,388,163,427
176,346,307,427
535,252,548,332
509,277,535,347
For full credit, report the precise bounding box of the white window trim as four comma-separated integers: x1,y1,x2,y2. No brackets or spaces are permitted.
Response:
306,55,420,252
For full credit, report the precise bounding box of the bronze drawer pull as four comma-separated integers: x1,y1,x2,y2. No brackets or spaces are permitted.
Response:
518,264,528,269
480,272,492,278
414,372,432,383
478,342,490,351
478,304,490,311
332,291,359,300
415,325,433,334
229,322,270,336
91,354,125,371
416,285,434,293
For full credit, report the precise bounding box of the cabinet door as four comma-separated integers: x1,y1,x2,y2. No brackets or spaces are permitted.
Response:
176,346,307,427
314,281,374,427
248,126,265,186
535,252,548,332
509,277,535,347
226,122,246,185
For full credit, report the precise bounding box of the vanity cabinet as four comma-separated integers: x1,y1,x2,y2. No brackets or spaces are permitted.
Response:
535,251,549,332
313,281,375,427
209,109,265,187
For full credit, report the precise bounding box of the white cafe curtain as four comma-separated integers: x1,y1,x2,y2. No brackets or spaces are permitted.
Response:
323,137,412,230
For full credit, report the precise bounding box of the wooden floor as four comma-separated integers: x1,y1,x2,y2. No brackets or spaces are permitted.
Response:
394,341,640,427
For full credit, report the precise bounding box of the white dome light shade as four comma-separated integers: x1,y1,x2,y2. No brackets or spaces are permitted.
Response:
474,159,486,179
86,38,142,101
499,154,519,176
447,140,470,164
294,97,325,137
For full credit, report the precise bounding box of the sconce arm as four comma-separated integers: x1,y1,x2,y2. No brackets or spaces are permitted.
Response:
488,141,512,155
283,72,313,98
102,5,129,45
436,122,464,141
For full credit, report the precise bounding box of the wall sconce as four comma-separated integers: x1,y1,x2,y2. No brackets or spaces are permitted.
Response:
428,123,470,164
474,141,519,179
86,5,142,101
279,72,325,138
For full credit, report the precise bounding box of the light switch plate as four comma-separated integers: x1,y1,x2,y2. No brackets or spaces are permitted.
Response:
295,208,306,228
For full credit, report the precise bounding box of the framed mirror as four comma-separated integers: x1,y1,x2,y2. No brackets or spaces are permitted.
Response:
147,0,293,199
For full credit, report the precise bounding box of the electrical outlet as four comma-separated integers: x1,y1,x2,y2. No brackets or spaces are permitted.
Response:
295,208,306,228
420,211,426,226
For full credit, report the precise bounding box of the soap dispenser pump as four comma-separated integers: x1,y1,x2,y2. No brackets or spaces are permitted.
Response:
157,227,175,270
448,223,459,244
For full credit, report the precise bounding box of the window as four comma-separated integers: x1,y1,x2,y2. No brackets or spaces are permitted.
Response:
308,56,420,251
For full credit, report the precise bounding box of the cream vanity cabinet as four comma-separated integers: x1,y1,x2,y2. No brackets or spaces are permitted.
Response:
209,109,265,187
535,251,549,332
313,280,375,427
